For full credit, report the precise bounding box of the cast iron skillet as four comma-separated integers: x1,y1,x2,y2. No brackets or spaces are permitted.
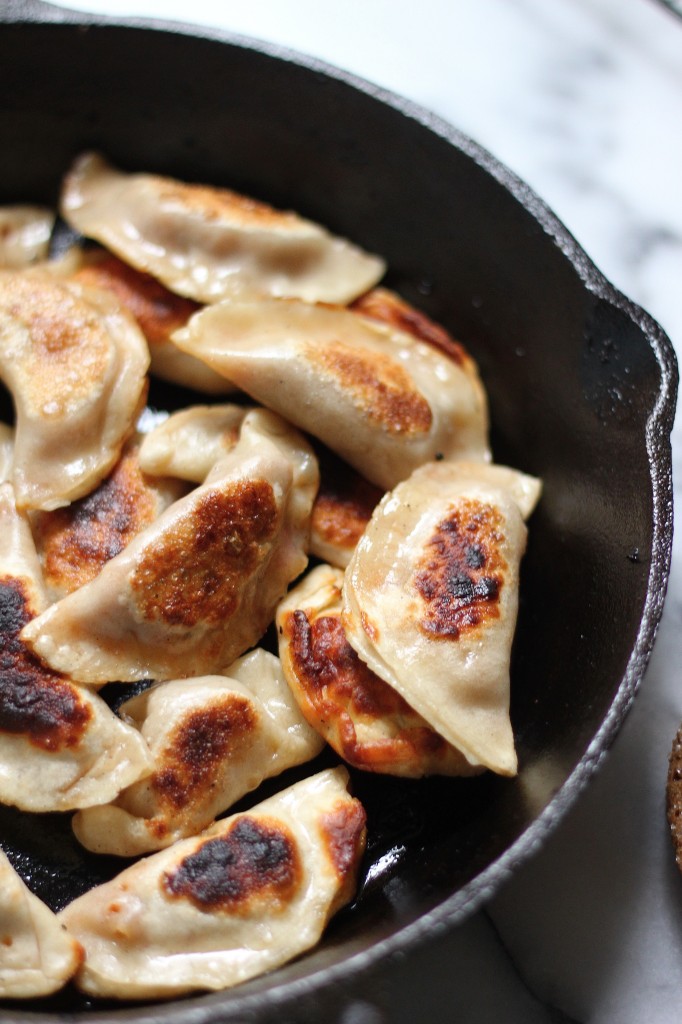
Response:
0,2,677,1021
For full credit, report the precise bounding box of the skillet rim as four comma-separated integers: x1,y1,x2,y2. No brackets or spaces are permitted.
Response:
0,2,677,1020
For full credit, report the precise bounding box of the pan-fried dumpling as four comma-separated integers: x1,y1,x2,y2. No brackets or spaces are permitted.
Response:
0,848,83,998
30,438,188,601
173,297,490,490
72,649,324,856
22,411,319,683
0,269,149,510
138,404,249,483
342,461,541,777
309,445,384,568
0,206,54,268
59,767,366,999
351,286,472,365
277,565,481,778
0,483,153,812
70,248,236,393
0,423,13,483
61,152,385,305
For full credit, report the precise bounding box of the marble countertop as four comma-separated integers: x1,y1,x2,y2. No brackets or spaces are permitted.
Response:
39,0,682,1019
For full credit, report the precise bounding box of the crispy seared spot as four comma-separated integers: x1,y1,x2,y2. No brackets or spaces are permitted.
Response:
0,577,92,750
0,273,110,416
311,447,383,552
352,287,467,366
153,177,302,229
73,254,199,347
310,340,432,436
152,694,257,812
162,815,301,913
33,447,160,595
319,797,366,884
414,499,506,639
130,480,280,628
286,610,451,772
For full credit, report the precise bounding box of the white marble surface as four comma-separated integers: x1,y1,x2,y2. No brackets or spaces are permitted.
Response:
41,0,682,1019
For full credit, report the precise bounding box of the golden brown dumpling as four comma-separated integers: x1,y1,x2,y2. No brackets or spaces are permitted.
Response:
0,483,153,812
173,297,490,490
70,248,235,393
72,649,324,856
277,564,482,778
31,438,188,601
0,269,149,510
22,411,318,683
0,205,54,268
342,461,541,776
61,152,385,305
0,848,83,998
59,768,366,999
309,445,384,569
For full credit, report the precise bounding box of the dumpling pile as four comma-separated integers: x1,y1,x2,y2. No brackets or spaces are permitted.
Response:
0,154,540,1004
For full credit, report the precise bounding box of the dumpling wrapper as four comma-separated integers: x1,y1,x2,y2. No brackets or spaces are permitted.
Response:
0,483,153,812
0,848,83,998
172,297,490,490
22,410,319,683
0,205,54,268
342,462,541,776
138,403,250,483
70,248,236,394
73,648,324,856
277,564,482,778
0,269,150,510
0,422,13,483
309,444,384,569
61,152,386,305
31,438,188,601
59,767,366,999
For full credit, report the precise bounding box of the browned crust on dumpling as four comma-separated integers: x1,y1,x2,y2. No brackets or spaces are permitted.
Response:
280,605,476,778
0,576,92,750
319,796,367,915
33,445,166,596
161,815,302,914
151,695,258,818
151,178,304,230
308,340,433,437
72,251,200,347
667,724,682,872
414,499,506,640
0,273,111,414
130,480,280,628
352,287,467,366
311,447,383,558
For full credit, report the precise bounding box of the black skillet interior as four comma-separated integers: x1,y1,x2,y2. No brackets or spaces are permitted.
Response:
0,5,677,1022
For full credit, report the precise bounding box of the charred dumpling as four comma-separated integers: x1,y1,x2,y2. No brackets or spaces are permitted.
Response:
59,768,366,999
61,152,386,305
0,848,83,998
309,444,384,569
31,437,188,601
0,483,153,812
277,564,482,777
172,297,490,490
72,649,324,856
21,410,319,683
342,461,541,776
0,269,149,510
